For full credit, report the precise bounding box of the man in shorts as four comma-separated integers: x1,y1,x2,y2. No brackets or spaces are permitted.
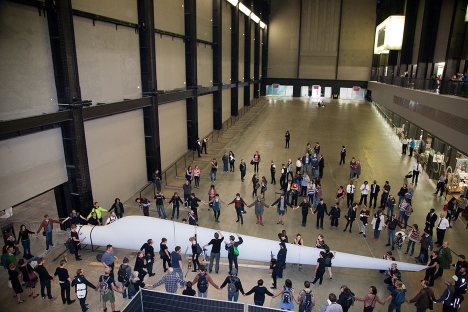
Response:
98,267,123,312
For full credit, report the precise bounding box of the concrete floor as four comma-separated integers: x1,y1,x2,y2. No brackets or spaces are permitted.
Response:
1,97,467,312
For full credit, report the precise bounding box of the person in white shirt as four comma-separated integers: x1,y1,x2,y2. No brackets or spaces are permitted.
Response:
358,181,370,206
346,183,355,208
435,212,450,246
106,211,118,225
401,137,408,155
412,160,422,184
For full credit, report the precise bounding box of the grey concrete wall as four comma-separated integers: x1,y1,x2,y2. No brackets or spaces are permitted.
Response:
85,110,147,209
0,2,58,121
222,2,231,83
154,0,184,34
239,16,245,81
0,129,67,211
198,44,213,86
433,0,454,63
158,100,188,170
368,82,468,155
337,0,375,81
197,0,212,41
250,23,255,80
74,17,141,104
412,0,425,65
198,94,214,138
156,36,186,90
222,89,231,122
238,87,244,110
267,0,300,78
72,0,137,23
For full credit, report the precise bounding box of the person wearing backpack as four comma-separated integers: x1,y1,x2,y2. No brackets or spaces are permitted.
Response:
383,280,406,312
117,257,132,298
126,271,151,300
72,268,97,312
297,281,315,312
220,268,245,302
354,286,385,312
337,285,355,312
191,265,219,298
244,279,274,306
97,267,123,312
224,234,243,274
272,278,299,311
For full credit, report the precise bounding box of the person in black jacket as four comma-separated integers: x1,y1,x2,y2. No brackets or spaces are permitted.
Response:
329,203,341,229
313,198,329,230
343,203,358,233
224,234,243,273
108,198,124,219
294,198,313,227
17,224,35,258
134,251,147,281
34,257,56,300
72,268,97,312
168,192,184,220
369,180,380,209
140,239,155,277
337,285,354,312
220,268,245,302
276,243,287,279
424,209,437,236
318,154,325,179
244,279,274,306
227,194,248,224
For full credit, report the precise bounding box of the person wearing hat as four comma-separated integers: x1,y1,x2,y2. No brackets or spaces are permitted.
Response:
247,197,270,226
277,243,287,279
435,279,455,312
220,268,245,302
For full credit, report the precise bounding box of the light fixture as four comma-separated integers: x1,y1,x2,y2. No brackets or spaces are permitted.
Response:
250,13,260,23
260,21,266,29
466,4,468,22
374,15,405,54
227,0,239,6
239,3,251,16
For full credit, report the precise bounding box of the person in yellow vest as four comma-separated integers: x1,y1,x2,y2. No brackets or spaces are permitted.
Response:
87,202,107,224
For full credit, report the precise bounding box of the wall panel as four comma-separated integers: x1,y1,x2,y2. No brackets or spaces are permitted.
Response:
222,2,231,83
239,18,245,81
198,94,214,138
156,36,186,90
198,44,213,87
238,87,244,110
222,89,231,122
250,24,255,80
154,0,184,34
197,0,212,41
74,18,141,104
71,0,137,23
159,101,187,170
0,2,58,121
0,129,67,211
85,110,146,209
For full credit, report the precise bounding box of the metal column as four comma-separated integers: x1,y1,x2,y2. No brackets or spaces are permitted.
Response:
260,0,270,95
46,0,93,218
253,22,260,98
243,0,251,106
212,0,223,129
231,3,239,116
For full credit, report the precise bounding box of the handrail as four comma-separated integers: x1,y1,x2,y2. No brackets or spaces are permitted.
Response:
139,181,155,199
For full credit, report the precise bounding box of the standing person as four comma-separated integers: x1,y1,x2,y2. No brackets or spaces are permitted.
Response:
207,184,217,210
153,190,168,219
108,198,124,219
371,210,386,241
87,202,108,224
412,160,422,184
252,174,260,198
358,205,370,237
313,198,329,230
70,224,84,260
101,244,118,278
35,214,61,252
280,163,288,189
285,131,290,148
203,230,224,274
311,157,319,179
383,280,406,312
300,154,307,174
322,246,337,281
340,146,346,165
72,268,97,312
202,137,209,154
355,160,362,179
159,238,171,272
220,268,245,302
9,263,25,304
196,138,202,157
271,160,277,185
318,154,325,179
135,197,151,216
18,259,38,299
434,242,452,279
229,151,236,172
287,159,294,180
433,173,447,198
424,209,437,236
186,193,207,216
329,202,341,230
152,169,162,192
222,152,229,173
343,203,357,233
248,197,270,226
183,181,192,209
34,257,56,301
170,246,185,288
168,192,184,220
325,293,343,312
435,213,450,246
434,280,455,312
409,138,415,157
277,243,287,278
307,180,316,204
105,211,118,225
239,159,247,182
270,192,293,225
453,194,467,221
152,267,185,293
300,173,310,197
401,137,408,154
386,214,402,250
191,265,219,298
453,266,467,311
270,259,279,289
369,181,380,209
140,239,155,277
117,257,132,298
311,252,326,286
182,282,196,296
385,194,396,217
54,260,75,305
189,230,202,272
228,193,247,224
349,157,357,179
379,181,391,208
62,209,87,226
272,279,299,311
87,212,101,226
354,286,385,312
126,272,152,299
209,193,226,223
297,281,315,312
406,280,436,311
359,181,370,206
134,251,147,281
314,142,320,155
346,182,355,208
295,198,313,227
186,166,194,183
210,158,218,182
245,279,274,306
252,151,261,173
293,234,304,271
261,176,268,199
193,165,201,188
417,230,433,264
337,285,355,312
225,234,243,274
17,224,34,259
424,251,440,286
405,224,420,256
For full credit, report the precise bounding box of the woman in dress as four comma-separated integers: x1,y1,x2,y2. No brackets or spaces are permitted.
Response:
371,210,386,240
193,165,201,189
222,152,229,173
185,166,193,184
17,224,34,258
272,279,298,311
18,258,38,299
9,262,25,303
